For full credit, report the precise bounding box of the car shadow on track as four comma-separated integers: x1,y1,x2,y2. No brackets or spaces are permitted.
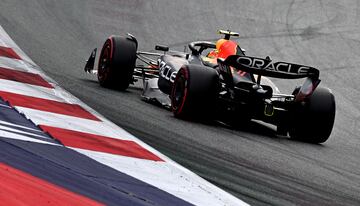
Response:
219,120,326,146
79,78,144,92
177,116,326,146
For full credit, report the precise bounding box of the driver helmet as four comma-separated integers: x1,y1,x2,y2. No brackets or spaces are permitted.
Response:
216,38,227,51
207,38,228,59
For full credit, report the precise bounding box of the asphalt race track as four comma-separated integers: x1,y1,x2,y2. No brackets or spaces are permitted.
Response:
1,1,360,205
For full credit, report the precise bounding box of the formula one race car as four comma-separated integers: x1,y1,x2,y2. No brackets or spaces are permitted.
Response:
84,30,336,144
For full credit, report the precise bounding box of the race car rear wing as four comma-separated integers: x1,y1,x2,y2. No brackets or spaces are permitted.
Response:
223,55,319,79
221,55,321,101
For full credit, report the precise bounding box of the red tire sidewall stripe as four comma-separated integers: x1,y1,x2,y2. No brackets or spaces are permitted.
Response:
98,37,114,81
108,36,114,61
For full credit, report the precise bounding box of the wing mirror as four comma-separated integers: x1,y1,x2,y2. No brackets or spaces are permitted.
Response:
155,45,169,52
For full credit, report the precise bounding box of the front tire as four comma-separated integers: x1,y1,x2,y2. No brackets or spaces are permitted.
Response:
289,87,336,143
171,64,219,119
97,35,137,90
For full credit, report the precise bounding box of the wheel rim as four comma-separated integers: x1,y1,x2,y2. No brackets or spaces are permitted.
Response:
174,77,186,106
172,69,188,114
98,40,112,82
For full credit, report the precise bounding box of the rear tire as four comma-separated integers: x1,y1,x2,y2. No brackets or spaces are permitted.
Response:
97,36,137,90
289,87,336,143
171,64,219,119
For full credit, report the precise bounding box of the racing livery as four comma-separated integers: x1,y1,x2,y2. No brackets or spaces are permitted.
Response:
84,30,336,144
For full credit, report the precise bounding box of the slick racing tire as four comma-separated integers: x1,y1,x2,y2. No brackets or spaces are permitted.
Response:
97,35,137,90
171,64,219,119
289,87,336,144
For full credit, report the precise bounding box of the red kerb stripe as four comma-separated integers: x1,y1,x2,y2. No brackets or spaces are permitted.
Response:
0,91,100,121
0,46,21,60
40,125,163,161
0,67,53,88
0,163,104,206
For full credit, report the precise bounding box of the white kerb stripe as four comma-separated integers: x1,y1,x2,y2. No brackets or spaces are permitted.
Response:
75,148,249,206
14,107,141,142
